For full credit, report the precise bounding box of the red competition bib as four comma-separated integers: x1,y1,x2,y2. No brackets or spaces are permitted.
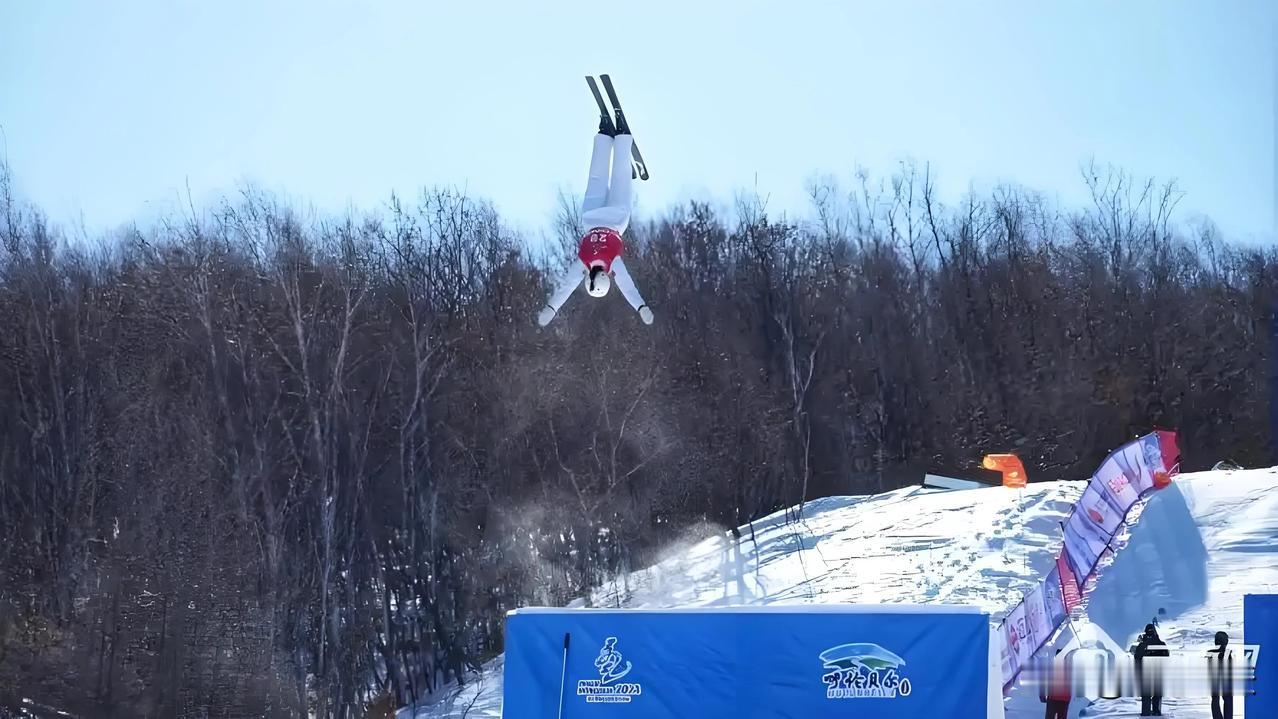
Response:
577,227,624,271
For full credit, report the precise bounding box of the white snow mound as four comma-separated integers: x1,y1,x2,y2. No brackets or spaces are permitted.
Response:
401,466,1278,718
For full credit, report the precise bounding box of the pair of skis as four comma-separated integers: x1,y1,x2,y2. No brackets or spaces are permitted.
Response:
586,74,649,181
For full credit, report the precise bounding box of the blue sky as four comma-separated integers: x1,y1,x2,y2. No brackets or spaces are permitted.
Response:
2,0,1275,243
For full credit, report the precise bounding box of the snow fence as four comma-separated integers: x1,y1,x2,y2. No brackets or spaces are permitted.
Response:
997,430,1181,690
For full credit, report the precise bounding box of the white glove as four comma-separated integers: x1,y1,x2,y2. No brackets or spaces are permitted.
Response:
638,305,654,325
537,306,556,327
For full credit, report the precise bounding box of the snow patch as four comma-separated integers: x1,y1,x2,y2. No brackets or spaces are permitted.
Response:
403,468,1278,718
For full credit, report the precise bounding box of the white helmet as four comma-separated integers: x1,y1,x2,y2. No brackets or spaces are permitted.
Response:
586,267,611,298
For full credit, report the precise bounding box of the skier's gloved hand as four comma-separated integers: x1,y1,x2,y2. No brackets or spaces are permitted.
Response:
638,305,654,325
537,306,556,327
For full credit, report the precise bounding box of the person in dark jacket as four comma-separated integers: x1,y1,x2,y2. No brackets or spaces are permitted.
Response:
1207,631,1233,719
1131,624,1170,716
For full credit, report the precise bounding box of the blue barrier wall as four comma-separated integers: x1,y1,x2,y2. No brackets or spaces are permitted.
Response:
503,605,991,719
1245,594,1277,718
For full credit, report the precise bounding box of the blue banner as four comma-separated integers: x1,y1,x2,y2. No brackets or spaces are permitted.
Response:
503,606,992,719
1245,594,1276,718
1042,567,1066,629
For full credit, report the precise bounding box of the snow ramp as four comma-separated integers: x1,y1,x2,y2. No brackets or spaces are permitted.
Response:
400,467,1278,719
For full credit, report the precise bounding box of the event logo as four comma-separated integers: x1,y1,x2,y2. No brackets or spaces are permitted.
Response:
1106,473,1131,496
1087,504,1106,524
1008,613,1029,657
1140,436,1164,475
820,643,913,699
576,637,643,704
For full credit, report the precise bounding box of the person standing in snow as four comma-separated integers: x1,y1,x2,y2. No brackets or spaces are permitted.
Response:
1039,649,1071,719
1132,623,1169,716
537,115,653,327
1207,630,1234,719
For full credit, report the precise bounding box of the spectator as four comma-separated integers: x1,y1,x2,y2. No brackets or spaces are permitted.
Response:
1207,630,1233,719
1131,623,1169,716
1040,648,1071,719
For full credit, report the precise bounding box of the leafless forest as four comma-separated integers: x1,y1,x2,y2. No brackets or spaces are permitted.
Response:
0,159,1271,717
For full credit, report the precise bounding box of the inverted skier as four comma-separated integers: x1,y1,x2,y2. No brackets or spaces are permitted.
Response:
537,115,653,327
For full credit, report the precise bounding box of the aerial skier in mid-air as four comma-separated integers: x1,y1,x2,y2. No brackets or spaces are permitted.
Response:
537,75,654,327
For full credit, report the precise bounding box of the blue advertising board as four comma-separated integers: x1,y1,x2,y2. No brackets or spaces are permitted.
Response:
503,605,993,719
1245,594,1276,718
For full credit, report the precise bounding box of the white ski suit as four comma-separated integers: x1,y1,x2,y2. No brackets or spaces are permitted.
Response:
538,133,651,326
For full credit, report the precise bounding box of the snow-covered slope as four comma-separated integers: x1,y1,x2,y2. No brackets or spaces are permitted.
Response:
401,467,1278,718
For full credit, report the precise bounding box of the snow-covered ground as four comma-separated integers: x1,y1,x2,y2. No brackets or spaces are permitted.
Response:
400,466,1278,718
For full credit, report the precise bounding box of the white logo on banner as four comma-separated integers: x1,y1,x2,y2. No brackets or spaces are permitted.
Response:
820,643,913,699
576,637,643,704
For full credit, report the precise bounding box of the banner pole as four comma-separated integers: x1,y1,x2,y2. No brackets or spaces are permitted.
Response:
557,632,571,719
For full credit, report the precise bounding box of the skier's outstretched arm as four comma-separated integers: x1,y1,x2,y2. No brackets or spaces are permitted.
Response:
538,265,585,326
611,257,653,324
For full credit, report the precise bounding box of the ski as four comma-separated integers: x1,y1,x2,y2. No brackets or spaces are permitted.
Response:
586,76,635,179
600,74,649,181
585,76,618,136
585,75,649,181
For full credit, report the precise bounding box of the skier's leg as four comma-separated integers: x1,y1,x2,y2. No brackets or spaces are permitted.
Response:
610,257,651,323
603,134,635,233
582,134,613,214
538,264,586,326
